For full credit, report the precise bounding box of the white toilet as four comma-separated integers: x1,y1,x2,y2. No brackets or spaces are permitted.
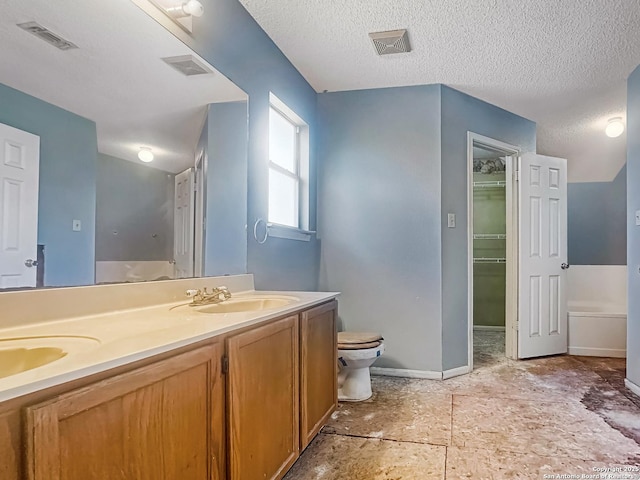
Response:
337,332,385,402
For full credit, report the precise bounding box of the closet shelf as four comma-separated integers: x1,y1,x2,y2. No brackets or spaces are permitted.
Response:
473,257,506,264
473,180,506,188
473,234,506,240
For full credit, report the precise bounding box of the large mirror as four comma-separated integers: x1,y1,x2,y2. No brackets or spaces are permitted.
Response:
0,0,249,289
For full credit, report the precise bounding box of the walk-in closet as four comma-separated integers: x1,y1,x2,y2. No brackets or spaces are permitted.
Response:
472,144,507,367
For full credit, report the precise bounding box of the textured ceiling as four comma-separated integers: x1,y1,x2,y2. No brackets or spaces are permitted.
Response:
239,0,640,182
0,0,246,173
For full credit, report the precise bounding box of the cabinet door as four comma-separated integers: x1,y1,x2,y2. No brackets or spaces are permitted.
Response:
228,315,299,480
25,343,225,480
300,301,337,450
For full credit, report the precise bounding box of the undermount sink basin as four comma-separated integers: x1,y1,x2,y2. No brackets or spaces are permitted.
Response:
0,336,100,379
0,347,67,379
196,298,292,313
175,295,299,314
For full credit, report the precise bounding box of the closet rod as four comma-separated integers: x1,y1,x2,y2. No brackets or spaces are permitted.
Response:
473,257,506,263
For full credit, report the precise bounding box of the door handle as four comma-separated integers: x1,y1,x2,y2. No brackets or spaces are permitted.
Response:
561,263,570,270
25,259,39,268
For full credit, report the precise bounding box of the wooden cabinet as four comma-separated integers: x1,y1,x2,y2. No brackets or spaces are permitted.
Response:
24,343,225,480
300,300,337,450
6,300,337,480
227,315,299,480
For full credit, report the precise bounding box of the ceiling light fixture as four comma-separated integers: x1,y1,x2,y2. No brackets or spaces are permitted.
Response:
605,117,625,138
138,147,154,163
166,0,204,18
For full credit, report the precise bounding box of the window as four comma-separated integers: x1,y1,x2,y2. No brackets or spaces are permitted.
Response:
268,94,309,234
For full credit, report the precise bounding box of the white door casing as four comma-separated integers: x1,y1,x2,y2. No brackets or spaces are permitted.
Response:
174,168,194,278
0,123,40,288
518,153,568,358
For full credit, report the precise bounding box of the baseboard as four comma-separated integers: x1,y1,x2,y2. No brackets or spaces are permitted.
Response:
442,365,471,379
473,325,506,331
370,367,442,380
568,347,626,358
625,378,640,398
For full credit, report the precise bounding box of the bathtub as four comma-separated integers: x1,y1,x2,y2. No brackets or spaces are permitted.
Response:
568,302,627,358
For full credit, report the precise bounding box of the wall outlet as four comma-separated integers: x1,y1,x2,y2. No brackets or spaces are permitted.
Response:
636,210,640,226
447,213,456,228
72,219,82,231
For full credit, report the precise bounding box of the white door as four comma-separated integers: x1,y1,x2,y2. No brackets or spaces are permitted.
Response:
0,123,40,288
174,168,194,278
518,153,568,358
193,151,205,277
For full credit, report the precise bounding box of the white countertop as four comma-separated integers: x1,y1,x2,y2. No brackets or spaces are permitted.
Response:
0,289,338,402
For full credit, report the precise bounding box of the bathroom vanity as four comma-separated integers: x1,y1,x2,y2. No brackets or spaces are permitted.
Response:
0,275,338,480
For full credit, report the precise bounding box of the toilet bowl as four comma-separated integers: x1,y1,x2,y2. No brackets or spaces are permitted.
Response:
337,332,384,402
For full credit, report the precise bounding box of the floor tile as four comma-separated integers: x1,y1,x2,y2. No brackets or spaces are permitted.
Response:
451,394,640,462
325,380,452,445
283,433,446,480
287,333,640,479
445,446,634,480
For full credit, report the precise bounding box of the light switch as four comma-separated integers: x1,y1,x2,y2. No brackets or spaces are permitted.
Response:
447,213,456,228
72,219,82,231
636,210,640,226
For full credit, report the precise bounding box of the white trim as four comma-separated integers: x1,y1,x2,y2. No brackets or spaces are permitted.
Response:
467,133,521,372
625,378,640,398
442,365,471,379
568,347,626,358
473,325,506,331
370,367,442,380
267,223,315,242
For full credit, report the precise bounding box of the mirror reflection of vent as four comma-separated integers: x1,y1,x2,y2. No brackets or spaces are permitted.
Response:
17,22,77,51
369,29,411,55
162,55,213,76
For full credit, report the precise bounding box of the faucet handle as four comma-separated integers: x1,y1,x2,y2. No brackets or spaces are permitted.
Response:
185,289,200,297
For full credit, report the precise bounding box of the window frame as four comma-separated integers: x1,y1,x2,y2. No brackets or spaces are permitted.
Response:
265,92,316,242
268,103,303,230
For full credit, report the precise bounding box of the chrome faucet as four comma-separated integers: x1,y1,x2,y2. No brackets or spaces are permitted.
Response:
185,286,232,306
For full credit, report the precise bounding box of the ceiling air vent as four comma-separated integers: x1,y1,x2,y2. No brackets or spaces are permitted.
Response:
369,29,411,55
17,22,77,51
162,55,213,76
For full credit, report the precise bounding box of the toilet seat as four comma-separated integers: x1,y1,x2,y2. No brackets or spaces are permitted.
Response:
338,332,383,345
337,340,381,349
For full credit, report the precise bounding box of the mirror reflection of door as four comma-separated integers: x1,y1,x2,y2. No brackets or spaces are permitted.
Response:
0,123,39,288
174,168,195,278
193,151,206,278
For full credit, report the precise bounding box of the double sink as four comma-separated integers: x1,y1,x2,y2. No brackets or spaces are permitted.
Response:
1,294,298,379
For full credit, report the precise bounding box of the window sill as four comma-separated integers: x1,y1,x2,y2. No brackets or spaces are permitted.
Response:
267,223,315,242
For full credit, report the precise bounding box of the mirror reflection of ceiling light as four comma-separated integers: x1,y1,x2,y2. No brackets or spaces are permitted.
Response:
605,117,625,138
166,0,204,18
138,147,154,163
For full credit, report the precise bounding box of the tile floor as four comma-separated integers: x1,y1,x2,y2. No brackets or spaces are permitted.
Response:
283,331,640,479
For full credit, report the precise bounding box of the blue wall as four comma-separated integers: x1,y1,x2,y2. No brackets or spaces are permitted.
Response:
0,83,96,287
627,65,640,388
568,165,626,266
440,86,537,371
187,0,320,290
318,86,443,371
205,101,248,276
96,153,174,262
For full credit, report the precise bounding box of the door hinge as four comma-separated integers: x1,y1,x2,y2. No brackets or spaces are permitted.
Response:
221,356,229,375
515,170,520,182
